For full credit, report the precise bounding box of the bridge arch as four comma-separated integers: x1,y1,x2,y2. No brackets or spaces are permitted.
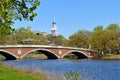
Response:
21,49,59,59
0,50,17,60
62,50,88,59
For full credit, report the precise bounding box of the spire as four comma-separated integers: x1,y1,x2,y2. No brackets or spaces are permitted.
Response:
52,17,56,25
53,17,55,22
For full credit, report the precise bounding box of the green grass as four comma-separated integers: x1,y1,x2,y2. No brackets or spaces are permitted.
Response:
101,54,120,59
93,54,120,59
0,63,44,80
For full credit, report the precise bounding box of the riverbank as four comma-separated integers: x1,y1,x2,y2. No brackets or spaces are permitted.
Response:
101,54,120,60
94,54,120,60
0,62,45,80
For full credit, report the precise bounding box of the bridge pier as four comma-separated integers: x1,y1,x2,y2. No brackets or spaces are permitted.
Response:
57,56,62,59
16,58,22,60
16,49,22,60
15,55,22,60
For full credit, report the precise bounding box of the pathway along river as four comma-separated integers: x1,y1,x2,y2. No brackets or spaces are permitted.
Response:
3,59,120,80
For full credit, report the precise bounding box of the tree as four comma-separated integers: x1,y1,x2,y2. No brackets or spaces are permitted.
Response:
15,27,28,33
106,23,120,31
47,35,67,46
94,25,103,31
105,24,120,54
112,31,120,54
54,35,67,46
90,29,120,54
68,30,91,48
0,0,40,25
0,0,40,43
7,27,48,45
6,27,29,44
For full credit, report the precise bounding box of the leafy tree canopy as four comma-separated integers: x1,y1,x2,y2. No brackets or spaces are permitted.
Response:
94,25,103,31
68,30,91,48
0,0,40,28
106,24,120,31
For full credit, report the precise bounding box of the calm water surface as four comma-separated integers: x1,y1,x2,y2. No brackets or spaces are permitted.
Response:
3,59,120,80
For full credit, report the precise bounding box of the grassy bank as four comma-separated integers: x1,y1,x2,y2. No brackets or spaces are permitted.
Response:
0,62,45,80
93,54,120,60
101,54,120,59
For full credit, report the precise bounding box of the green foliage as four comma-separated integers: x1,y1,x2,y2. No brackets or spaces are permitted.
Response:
68,30,91,48
0,26,14,44
15,27,28,33
0,0,40,23
6,27,48,45
0,0,40,43
106,23,120,31
68,23,120,55
90,24,120,54
47,35,67,46
94,25,103,31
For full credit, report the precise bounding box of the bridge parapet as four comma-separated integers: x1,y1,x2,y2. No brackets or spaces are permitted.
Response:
0,45,96,51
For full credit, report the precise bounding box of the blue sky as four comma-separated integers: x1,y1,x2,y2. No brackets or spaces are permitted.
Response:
13,0,120,38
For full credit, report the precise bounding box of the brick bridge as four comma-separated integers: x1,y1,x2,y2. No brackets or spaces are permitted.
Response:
0,45,98,60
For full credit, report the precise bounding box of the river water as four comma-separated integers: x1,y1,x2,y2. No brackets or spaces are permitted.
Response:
3,59,120,80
